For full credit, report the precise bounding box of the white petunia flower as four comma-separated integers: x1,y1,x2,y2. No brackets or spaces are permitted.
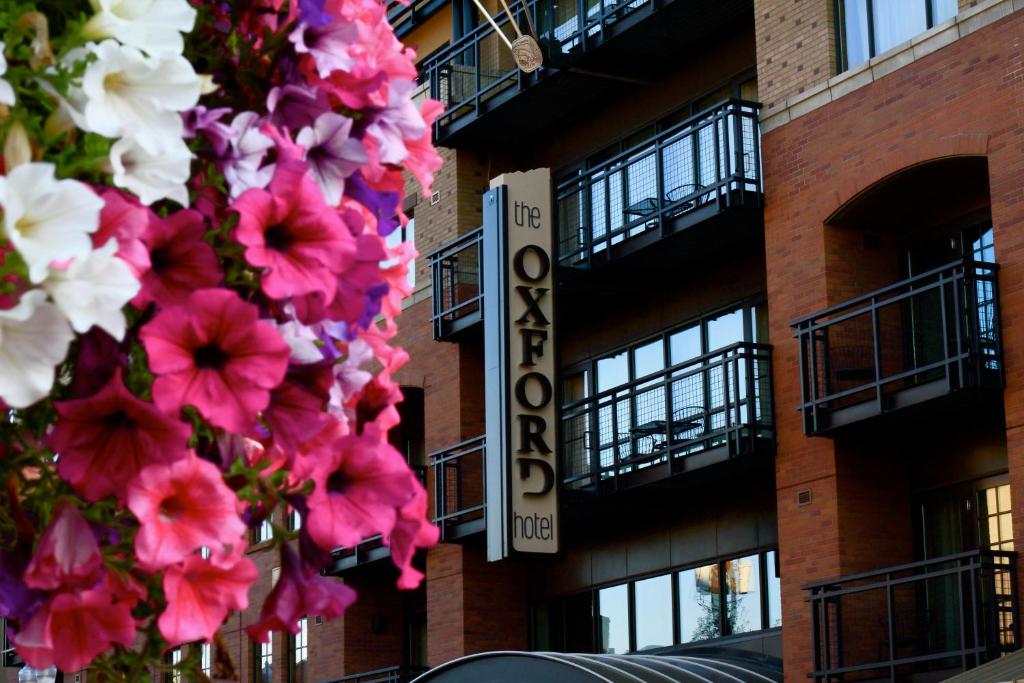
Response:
81,40,199,154
0,163,104,283
275,319,325,365
110,135,192,206
84,0,197,57
43,239,141,340
0,290,75,408
0,42,14,106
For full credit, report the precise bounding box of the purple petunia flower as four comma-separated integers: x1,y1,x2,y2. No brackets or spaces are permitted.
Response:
297,112,368,206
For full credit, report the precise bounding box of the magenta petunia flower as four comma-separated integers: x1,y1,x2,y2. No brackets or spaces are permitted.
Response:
23,501,103,591
134,209,221,309
126,454,247,570
305,432,415,550
387,484,439,589
140,288,290,433
233,161,355,301
94,188,151,279
158,546,257,646
50,368,192,502
264,362,334,454
14,584,136,672
246,543,355,642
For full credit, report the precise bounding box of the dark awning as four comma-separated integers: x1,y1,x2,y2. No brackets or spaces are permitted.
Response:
411,651,783,683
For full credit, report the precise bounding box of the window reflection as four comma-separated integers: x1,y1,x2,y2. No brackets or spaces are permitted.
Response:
634,575,672,651
533,549,781,654
678,564,720,643
724,554,761,635
598,584,629,654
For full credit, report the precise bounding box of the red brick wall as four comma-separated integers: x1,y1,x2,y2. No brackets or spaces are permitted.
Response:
763,9,1024,681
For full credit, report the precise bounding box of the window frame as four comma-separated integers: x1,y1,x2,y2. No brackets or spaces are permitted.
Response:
252,637,273,683
531,547,782,654
562,296,767,403
834,0,956,73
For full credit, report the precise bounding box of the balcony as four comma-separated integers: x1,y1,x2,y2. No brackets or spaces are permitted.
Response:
560,342,774,493
432,435,486,541
805,550,1019,682
556,99,762,274
793,259,1002,436
422,0,753,147
428,228,483,342
387,0,447,38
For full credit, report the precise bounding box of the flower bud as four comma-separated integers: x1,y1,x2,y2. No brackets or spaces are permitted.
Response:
3,121,33,170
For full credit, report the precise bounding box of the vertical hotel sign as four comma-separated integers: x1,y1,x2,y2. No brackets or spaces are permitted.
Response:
484,168,559,561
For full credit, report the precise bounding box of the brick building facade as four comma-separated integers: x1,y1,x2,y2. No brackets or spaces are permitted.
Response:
8,1,1024,682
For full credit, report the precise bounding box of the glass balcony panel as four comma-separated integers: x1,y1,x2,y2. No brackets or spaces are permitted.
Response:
430,435,486,540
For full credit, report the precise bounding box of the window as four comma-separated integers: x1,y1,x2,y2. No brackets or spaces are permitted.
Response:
166,648,182,683
561,299,768,472
253,516,273,544
289,618,308,683
597,584,629,654
289,510,303,532
201,642,212,678
634,574,672,651
532,549,781,654
382,217,415,288
253,639,272,683
837,0,957,71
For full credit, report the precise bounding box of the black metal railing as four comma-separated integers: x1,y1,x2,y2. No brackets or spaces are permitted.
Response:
422,0,666,138
793,259,1002,435
428,228,483,341
2,619,19,667
431,436,486,540
805,550,1019,682
423,0,538,138
560,342,773,490
386,0,447,37
556,100,762,267
327,665,429,683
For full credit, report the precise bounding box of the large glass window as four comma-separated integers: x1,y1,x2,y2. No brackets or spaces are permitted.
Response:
201,643,212,678
679,564,720,643
634,575,672,651
533,549,781,654
598,584,629,654
724,554,761,635
253,517,273,544
838,0,957,71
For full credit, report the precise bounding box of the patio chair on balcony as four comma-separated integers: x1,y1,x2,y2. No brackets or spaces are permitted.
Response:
665,183,711,217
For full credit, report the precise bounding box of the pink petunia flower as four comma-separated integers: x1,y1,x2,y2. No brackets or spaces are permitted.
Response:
94,188,151,278
246,543,355,642
387,484,439,589
159,546,257,646
233,161,355,301
14,584,135,672
49,368,192,502
126,454,247,570
134,209,221,308
140,288,290,433
22,501,103,591
305,431,416,550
